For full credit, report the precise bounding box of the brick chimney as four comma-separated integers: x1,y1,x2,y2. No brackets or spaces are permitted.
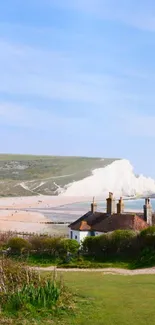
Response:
106,192,115,215
91,197,97,213
143,198,152,226
117,197,124,214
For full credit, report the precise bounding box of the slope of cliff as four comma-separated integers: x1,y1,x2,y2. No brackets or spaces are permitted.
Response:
0,155,117,197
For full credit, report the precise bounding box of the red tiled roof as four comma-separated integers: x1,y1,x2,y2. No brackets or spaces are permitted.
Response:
69,211,108,231
69,210,148,232
92,213,148,232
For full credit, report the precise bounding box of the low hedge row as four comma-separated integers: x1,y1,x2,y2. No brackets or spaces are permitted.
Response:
1,227,155,268
82,227,155,265
0,236,80,261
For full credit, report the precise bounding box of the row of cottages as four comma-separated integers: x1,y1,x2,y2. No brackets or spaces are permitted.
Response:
68,192,154,243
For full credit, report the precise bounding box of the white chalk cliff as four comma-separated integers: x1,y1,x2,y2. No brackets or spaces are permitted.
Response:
60,159,155,197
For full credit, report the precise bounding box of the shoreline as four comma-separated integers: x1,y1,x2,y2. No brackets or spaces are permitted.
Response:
0,195,148,234
0,195,91,234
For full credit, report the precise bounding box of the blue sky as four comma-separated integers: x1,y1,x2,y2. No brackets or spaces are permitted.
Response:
0,0,155,177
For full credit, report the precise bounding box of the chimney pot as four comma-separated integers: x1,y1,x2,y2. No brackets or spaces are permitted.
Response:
91,197,97,213
106,192,115,214
117,197,124,214
143,198,152,225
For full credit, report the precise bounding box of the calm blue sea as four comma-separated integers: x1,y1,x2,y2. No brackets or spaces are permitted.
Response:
55,199,155,213
31,199,155,224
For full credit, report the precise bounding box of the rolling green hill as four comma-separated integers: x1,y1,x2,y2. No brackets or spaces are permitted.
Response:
0,154,118,197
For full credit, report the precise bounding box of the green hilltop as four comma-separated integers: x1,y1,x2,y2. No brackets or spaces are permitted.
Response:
0,154,118,197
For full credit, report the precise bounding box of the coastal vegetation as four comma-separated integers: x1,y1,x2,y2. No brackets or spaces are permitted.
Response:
1,227,155,269
1,265,155,324
1,229,155,324
0,258,74,324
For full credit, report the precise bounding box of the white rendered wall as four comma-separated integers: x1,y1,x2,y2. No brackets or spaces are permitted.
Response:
79,231,90,243
95,231,104,236
69,229,104,243
69,229,90,243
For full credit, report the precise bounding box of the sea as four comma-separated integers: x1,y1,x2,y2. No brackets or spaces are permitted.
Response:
28,198,155,224
55,198,155,213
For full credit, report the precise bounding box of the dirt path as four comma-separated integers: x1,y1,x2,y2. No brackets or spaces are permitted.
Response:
31,266,155,275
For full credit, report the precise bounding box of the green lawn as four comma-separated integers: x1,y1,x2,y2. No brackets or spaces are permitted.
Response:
56,272,155,325
1,272,155,324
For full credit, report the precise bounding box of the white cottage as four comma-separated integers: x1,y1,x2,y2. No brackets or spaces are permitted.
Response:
68,193,151,244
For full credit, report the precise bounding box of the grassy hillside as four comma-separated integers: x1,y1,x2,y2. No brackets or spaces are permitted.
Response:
0,154,118,197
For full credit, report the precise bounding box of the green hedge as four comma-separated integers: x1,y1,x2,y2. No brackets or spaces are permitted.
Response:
2,228,155,268
82,228,155,261
6,236,80,261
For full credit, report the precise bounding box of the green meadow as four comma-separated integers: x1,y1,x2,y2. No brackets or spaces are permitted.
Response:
2,271,155,325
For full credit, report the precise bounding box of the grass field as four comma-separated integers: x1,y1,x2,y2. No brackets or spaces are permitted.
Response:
0,154,117,196
1,271,155,324
58,272,155,325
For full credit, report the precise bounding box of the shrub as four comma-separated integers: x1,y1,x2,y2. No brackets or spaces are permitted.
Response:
109,230,135,254
137,227,155,251
133,247,155,268
30,236,63,256
140,226,155,237
29,236,45,252
82,230,136,259
82,236,95,255
63,239,80,255
7,237,31,254
82,234,109,258
43,237,64,257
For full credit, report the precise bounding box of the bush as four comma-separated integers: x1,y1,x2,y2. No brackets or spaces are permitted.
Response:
7,237,31,254
82,230,136,259
140,226,155,237
82,236,95,254
30,236,63,256
133,247,155,269
63,239,80,255
29,236,45,252
109,230,135,254
82,234,110,258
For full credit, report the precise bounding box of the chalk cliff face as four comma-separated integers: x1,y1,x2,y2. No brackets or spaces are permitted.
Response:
1,155,155,198
60,159,155,198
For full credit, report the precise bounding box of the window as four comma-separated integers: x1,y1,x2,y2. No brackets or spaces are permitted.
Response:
75,235,77,240
70,231,73,239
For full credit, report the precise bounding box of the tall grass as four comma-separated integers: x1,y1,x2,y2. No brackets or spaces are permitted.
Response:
4,279,61,311
0,259,72,314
